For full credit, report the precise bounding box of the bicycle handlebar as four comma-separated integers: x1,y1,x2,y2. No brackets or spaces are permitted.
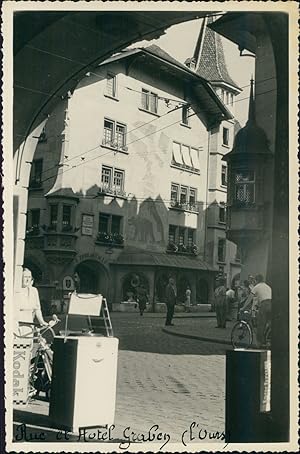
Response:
14,315,61,339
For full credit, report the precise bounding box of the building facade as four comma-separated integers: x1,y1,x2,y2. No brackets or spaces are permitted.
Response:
24,44,238,313
185,16,243,286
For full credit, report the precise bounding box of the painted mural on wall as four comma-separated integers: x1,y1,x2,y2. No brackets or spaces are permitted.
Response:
127,197,165,246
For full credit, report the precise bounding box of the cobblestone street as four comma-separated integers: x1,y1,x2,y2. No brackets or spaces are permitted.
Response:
111,313,229,446
13,312,231,448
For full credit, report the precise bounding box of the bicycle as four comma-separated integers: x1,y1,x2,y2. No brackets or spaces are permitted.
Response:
14,315,60,401
231,309,271,349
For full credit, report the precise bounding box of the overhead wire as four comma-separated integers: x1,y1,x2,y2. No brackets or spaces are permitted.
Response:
17,10,209,182
37,85,277,187
21,73,276,180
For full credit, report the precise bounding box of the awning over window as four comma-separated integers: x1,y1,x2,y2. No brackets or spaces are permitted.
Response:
190,147,200,170
181,145,193,167
172,142,183,165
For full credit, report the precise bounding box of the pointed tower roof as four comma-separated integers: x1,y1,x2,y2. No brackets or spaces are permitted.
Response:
194,16,241,92
223,79,271,160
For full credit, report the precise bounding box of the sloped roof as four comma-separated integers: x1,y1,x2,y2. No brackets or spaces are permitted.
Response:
195,16,240,91
112,248,216,271
99,44,233,124
142,44,192,72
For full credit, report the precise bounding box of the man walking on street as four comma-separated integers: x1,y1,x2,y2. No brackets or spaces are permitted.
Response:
214,277,227,328
165,277,177,326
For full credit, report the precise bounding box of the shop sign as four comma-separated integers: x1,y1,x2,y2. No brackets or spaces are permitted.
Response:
81,214,94,236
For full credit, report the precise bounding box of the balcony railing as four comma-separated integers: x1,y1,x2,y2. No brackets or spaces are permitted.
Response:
97,184,127,198
43,232,77,251
95,232,124,248
169,200,198,212
101,138,128,152
166,242,198,255
25,229,77,252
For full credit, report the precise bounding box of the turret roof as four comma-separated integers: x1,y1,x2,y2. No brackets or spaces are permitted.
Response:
223,79,271,159
194,16,241,91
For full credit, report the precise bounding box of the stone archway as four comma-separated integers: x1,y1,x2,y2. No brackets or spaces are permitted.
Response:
177,274,191,304
155,271,170,303
75,260,109,296
121,272,149,302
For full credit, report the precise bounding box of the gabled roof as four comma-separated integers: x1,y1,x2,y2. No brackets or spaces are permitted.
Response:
194,16,241,92
99,44,233,126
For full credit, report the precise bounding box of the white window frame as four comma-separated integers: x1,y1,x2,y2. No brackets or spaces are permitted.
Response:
105,73,117,98
103,118,127,150
221,165,228,186
113,168,125,192
219,204,226,223
170,183,197,211
179,186,188,205
223,127,229,146
101,165,113,189
141,88,158,114
100,165,125,194
171,183,179,203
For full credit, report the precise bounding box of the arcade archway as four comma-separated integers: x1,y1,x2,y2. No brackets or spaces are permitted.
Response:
75,260,109,296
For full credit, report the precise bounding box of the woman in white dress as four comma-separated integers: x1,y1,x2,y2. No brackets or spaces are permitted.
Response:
185,286,191,312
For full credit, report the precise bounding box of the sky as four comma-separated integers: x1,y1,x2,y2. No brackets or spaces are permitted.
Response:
129,17,255,126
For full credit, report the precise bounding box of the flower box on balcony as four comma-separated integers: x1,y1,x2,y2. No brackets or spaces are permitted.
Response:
95,232,124,247
26,227,41,237
97,186,127,199
170,201,198,213
166,242,198,255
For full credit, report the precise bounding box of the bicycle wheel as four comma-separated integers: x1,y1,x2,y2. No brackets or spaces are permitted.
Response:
231,321,253,349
